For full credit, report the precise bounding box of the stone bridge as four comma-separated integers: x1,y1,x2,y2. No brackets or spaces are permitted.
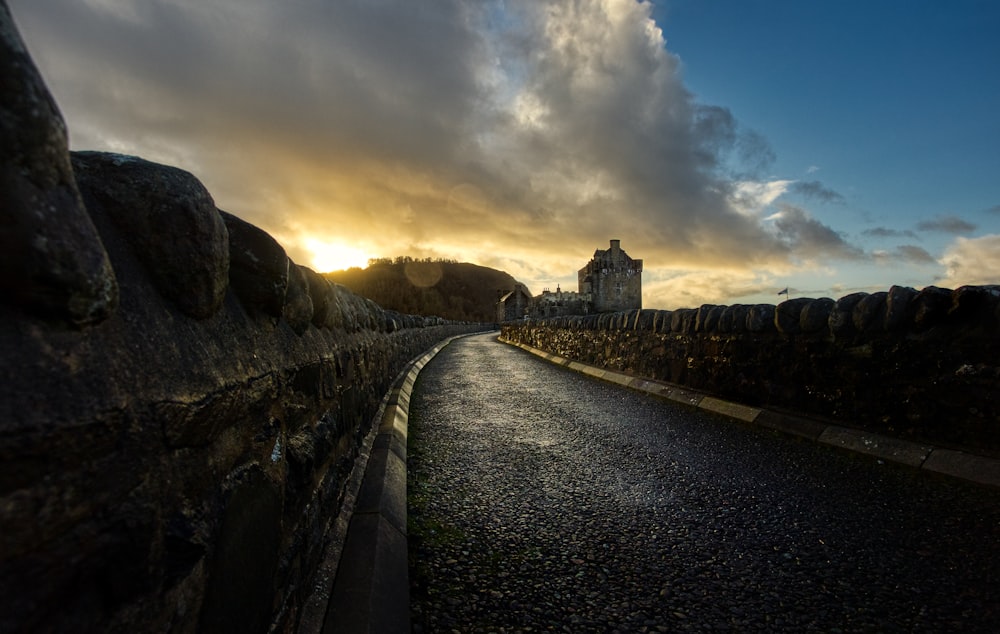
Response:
3,3,999,631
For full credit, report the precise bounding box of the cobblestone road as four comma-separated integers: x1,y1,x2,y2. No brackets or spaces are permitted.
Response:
408,333,1000,632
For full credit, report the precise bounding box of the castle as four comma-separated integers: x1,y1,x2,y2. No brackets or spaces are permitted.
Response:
497,239,642,321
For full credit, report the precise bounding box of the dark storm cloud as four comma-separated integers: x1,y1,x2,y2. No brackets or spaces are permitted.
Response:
916,214,977,234
894,245,936,264
863,227,918,239
772,204,864,259
789,180,845,205
733,129,776,179
13,0,493,169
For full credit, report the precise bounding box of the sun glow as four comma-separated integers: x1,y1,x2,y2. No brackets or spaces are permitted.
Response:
305,239,372,272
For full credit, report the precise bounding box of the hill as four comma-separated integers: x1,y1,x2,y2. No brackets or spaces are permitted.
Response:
325,257,520,323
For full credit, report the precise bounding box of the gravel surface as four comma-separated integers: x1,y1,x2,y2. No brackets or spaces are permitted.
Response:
408,333,1000,633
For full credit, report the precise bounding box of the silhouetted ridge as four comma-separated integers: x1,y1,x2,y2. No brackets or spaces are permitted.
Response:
326,258,519,322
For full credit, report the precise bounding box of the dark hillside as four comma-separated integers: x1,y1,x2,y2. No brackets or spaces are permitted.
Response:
325,258,520,322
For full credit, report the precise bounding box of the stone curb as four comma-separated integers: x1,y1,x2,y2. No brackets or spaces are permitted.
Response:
500,338,1000,489
320,332,487,634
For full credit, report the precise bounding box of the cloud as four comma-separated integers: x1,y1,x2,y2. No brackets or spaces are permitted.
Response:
644,269,779,309
10,0,868,306
728,180,792,216
938,235,1000,287
767,204,864,260
916,214,977,234
895,245,937,265
863,227,918,240
788,180,845,205
986,204,1000,215
873,245,936,265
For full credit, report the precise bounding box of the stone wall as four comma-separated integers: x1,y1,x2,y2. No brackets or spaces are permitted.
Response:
501,285,1000,455
0,5,484,631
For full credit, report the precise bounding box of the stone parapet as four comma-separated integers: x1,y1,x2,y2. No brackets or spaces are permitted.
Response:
501,287,1000,455
0,156,483,631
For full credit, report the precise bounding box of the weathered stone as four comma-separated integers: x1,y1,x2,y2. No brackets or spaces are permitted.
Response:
366,297,386,332
283,261,314,334
158,386,271,449
775,298,813,334
718,305,749,333
300,266,334,328
200,466,282,633
642,309,659,331
884,285,917,331
913,286,952,330
949,285,1000,332
632,309,651,331
342,290,365,331
671,309,696,334
362,295,379,330
0,5,117,324
351,297,369,331
331,283,358,331
221,210,289,316
334,284,362,332
656,313,668,334
615,311,629,330
322,283,345,330
350,293,367,331
695,304,721,333
72,152,229,319
829,292,867,335
650,310,665,333
383,310,401,333
800,298,834,333
853,292,887,332
747,304,776,333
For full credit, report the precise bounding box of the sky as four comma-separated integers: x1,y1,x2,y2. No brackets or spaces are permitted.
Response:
9,0,1000,309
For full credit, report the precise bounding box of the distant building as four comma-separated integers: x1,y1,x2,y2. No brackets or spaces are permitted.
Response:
578,239,643,313
495,283,533,322
495,239,642,321
534,285,590,318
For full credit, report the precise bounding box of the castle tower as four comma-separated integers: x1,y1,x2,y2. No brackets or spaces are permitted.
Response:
578,239,642,312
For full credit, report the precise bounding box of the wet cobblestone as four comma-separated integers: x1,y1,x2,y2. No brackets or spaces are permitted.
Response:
408,334,1000,632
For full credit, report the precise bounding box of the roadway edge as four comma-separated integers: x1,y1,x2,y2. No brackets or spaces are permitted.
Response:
499,337,1000,489
317,331,492,634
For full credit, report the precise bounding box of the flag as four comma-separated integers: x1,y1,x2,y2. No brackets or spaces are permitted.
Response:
777,287,788,296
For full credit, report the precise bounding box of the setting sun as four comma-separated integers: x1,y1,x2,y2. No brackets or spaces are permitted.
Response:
305,239,372,273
